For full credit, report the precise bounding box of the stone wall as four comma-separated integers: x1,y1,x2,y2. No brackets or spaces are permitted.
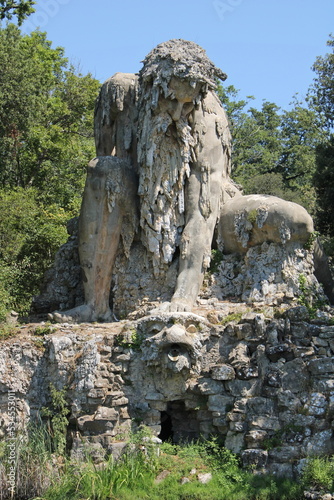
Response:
1,303,333,477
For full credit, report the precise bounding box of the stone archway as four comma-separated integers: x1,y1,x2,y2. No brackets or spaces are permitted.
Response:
158,400,201,443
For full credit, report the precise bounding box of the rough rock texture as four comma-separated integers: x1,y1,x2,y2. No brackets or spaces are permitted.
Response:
1,303,334,478
202,242,324,306
219,194,314,254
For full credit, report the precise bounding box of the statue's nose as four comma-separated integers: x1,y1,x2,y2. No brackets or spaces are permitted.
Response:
171,100,184,121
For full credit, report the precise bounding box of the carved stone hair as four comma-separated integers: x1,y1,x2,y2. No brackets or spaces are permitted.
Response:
139,38,227,98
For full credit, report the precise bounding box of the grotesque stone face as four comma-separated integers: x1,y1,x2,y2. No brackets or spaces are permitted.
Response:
141,323,203,374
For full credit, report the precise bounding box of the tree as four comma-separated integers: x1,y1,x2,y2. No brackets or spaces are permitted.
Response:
0,24,100,209
309,34,334,130
0,25,100,319
0,188,68,318
314,137,334,238
310,36,334,256
0,0,35,25
217,84,324,213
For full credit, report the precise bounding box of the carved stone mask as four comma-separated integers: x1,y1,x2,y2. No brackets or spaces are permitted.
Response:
141,323,202,374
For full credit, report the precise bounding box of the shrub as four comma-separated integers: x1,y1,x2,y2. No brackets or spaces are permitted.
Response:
0,188,69,317
302,456,334,492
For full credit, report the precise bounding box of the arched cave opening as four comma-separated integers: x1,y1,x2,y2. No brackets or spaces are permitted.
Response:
158,400,201,443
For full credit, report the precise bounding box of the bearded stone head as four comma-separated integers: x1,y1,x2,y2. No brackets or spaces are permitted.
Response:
138,39,227,104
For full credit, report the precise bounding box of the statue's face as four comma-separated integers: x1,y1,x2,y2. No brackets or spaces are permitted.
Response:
164,77,202,121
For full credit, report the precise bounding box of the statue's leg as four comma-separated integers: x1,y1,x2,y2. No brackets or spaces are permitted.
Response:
50,157,132,323
169,166,221,312
79,159,123,321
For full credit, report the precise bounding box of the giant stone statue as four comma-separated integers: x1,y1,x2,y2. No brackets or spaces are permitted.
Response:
46,39,324,323
50,39,242,322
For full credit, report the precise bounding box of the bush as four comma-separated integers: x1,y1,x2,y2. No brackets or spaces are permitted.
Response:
0,188,69,317
302,456,334,492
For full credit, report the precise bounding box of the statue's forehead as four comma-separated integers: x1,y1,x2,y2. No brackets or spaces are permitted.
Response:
139,39,226,88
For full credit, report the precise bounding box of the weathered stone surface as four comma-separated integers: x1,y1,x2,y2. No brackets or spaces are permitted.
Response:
35,39,329,321
197,472,212,484
225,431,245,453
197,378,223,395
241,449,268,469
1,305,334,478
308,358,334,375
220,194,314,254
207,395,234,412
281,358,310,392
303,430,334,456
211,364,235,380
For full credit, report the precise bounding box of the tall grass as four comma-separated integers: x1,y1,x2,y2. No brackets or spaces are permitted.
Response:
0,423,56,500
1,423,332,500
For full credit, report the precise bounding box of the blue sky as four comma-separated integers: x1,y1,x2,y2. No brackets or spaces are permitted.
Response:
21,0,333,110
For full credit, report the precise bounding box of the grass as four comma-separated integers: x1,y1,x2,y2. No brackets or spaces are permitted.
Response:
1,424,332,500
0,321,18,340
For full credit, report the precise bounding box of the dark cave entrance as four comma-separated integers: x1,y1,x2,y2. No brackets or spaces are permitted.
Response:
158,400,201,443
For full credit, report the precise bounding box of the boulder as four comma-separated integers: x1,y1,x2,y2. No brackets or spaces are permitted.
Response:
219,194,314,254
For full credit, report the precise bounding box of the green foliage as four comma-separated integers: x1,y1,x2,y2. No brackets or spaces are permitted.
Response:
217,84,325,215
0,430,305,500
0,423,55,498
262,424,304,451
303,231,320,251
34,322,55,336
41,383,70,456
0,321,18,340
302,456,334,492
309,34,334,130
209,249,224,274
297,274,327,317
308,35,334,260
247,209,257,225
0,24,99,208
115,327,144,350
314,137,334,238
0,0,35,25
0,188,68,316
220,312,243,325
0,25,100,319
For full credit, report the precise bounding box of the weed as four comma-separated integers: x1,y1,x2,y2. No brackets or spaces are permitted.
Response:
0,429,306,500
302,455,334,492
32,338,45,349
262,424,305,451
298,274,328,318
115,327,144,350
0,322,18,340
0,422,55,499
220,312,243,325
34,322,55,336
40,383,70,455
209,249,224,274
303,231,320,251
247,209,258,225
